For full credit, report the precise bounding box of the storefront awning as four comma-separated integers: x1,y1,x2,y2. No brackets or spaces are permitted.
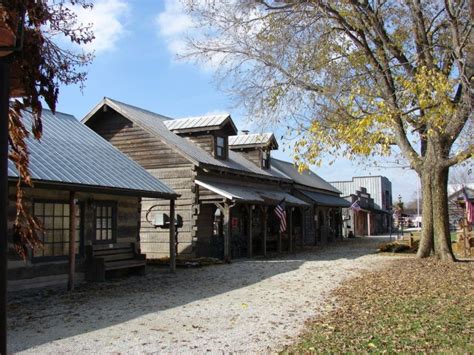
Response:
196,179,309,206
298,189,351,208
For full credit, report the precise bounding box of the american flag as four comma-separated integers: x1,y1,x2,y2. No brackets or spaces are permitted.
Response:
274,199,287,233
350,199,362,212
462,187,474,224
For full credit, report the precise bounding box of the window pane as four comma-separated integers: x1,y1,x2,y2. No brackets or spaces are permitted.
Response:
54,204,63,215
44,217,53,229
64,206,70,216
107,206,112,217
34,203,43,216
45,203,54,216
44,231,54,243
96,230,101,240
63,242,69,255
64,217,70,229
54,217,63,229
43,244,53,256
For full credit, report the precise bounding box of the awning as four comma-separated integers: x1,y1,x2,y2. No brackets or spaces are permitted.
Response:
298,189,351,208
195,179,309,206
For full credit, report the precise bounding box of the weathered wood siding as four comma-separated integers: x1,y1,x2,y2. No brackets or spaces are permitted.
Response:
185,134,214,155
87,110,196,259
7,185,140,290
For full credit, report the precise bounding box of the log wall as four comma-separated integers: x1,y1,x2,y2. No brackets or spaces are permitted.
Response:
7,185,140,290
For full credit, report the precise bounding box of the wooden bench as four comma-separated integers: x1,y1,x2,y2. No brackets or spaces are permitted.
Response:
85,242,146,281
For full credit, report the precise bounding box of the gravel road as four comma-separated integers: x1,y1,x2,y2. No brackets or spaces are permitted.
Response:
8,236,396,354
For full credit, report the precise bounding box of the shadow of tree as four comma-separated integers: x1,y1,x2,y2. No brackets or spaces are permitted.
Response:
7,236,388,352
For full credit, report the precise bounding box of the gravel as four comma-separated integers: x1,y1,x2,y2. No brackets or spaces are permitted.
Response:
8,236,396,354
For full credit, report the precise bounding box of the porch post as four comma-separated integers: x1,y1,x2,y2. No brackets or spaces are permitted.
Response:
247,205,253,258
223,202,231,261
301,207,306,249
169,199,176,272
367,212,371,237
0,57,10,354
289,207,293,253
67,191,76,291
263,206,268,257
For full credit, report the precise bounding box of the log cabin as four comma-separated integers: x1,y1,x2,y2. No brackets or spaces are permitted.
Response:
83,98,348,261
8,109,178,290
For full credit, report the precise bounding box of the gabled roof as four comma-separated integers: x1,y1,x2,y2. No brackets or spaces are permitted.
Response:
164,114,237,135
82,98,290,182
229,133,279,150
272,158,341,194
8,109,177,198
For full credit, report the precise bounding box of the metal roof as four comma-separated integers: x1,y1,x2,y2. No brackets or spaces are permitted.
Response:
83,98,290,182
271,159,341,194
164,114,237,134
195,179,309,206
229,133,278,149
298,189,351,208
8,109,177,198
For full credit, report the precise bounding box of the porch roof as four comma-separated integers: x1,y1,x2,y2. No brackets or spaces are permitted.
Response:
298,189,351,208
195,179,309,206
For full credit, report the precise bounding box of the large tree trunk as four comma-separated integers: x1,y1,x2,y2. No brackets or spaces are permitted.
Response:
417,172,433,258
432,166,455,261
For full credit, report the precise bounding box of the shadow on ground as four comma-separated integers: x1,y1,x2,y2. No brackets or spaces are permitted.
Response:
7,236,388,352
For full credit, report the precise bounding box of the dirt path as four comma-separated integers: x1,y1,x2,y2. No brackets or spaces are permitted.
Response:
8,236,397,354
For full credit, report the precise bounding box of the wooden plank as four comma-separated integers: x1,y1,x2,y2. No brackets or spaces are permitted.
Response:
248,206,253,258
169,199,176,272
68,191,76,291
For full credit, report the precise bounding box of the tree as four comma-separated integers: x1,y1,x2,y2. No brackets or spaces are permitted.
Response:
182,0,473,261
2,0,93,257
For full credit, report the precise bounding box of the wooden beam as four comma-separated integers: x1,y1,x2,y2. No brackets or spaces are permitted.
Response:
367,212,371,237
247,205,253,258
223,202,231,261
262,206,268,257
289,207,293,253
68,191,76,291
169,199,176,273
301,207,306,249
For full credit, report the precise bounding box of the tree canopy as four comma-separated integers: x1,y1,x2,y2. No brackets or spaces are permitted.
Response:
2,0,93,257
182,0,473,260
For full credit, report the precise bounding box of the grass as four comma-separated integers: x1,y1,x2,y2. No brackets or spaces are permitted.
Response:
404,230,458,242
284,258,473,353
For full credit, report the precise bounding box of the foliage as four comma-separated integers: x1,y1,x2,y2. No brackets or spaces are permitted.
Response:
182,0,473,260
2,0,94,257
284,258,474,353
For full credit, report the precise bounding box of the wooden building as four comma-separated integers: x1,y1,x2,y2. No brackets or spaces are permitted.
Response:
83,98,347,261
8,109,177,290
331,176,393,235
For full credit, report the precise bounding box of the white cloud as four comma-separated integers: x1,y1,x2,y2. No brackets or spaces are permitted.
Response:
155,1,192,59
74,0,129,54
155,0,226,71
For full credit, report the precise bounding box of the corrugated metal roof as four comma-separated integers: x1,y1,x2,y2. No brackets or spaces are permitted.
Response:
8,109,177,198
229,133,278,149
164,114,234,132
298,189,351,207
83,98,290,182
330,176,392,210
195,179,309,206
272,159,341,194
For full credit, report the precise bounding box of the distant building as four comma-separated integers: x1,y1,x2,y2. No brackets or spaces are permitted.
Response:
330,176,393,236
448,184,474,230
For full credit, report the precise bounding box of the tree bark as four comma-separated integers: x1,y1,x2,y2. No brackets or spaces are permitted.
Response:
431,166,455,261
417,172,433,258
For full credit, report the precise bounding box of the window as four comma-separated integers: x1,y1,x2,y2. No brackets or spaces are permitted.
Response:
262,150,271,169
215,136,226,159
33,201,81,258
95,202,116,242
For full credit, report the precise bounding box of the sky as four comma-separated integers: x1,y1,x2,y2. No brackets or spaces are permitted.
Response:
55,0,422,202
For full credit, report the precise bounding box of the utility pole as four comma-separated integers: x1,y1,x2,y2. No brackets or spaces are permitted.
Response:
0,5,25,352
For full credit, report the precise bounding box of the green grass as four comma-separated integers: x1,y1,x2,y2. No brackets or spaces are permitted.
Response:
284,258,473,353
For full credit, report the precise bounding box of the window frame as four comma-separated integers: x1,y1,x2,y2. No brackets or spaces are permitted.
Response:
214,135,227,159
94,201,117,244
31,199,84,262
261,149,271,169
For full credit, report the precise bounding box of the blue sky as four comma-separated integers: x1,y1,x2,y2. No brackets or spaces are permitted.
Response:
55,0,420,202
